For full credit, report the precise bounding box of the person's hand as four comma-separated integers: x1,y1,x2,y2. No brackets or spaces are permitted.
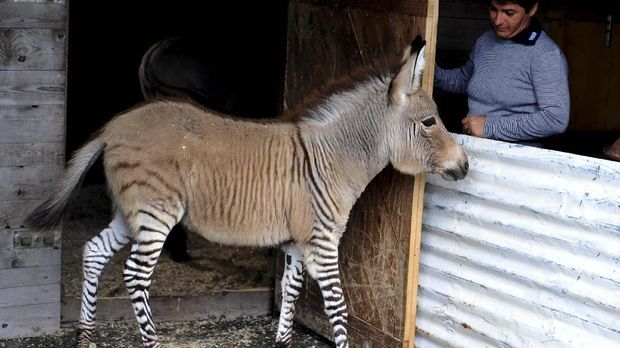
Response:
462,115,486,137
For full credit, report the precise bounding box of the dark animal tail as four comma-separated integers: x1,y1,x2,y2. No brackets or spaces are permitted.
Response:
25,136,105,230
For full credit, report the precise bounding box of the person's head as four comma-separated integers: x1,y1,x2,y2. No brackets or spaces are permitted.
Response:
489,0,539,39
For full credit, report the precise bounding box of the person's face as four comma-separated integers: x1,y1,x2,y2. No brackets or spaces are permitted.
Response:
489,1,538,39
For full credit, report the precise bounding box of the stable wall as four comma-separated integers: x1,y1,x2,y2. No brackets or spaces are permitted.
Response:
0,0,66,339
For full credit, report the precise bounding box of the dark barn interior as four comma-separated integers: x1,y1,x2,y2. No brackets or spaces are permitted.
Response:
66,1,289,185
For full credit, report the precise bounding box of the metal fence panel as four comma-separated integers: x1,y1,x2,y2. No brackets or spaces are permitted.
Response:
416,135,620,348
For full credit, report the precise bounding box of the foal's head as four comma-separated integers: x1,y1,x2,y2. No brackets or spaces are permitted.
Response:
388,36,468,180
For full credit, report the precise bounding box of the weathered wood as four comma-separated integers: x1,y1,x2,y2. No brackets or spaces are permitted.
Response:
0,165,63,203
0,70,65,105
0,2,66,29
0,264,60,288
0,302,60,339
0,105,64,143
0,283,59,308
0,230,13,251
284,2,427,107
0,244,61,270
555,21,620,131
0,0,66,341
0,142,64,167
61,289,273,324
0,199,47,227
0,29,66,70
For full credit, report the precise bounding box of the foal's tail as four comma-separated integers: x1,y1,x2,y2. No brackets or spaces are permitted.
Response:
26,135,106,230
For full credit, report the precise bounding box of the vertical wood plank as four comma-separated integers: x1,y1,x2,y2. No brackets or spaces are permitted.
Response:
403,1,438,346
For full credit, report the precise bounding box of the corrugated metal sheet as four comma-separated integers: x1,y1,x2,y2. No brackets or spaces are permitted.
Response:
416,135,620,348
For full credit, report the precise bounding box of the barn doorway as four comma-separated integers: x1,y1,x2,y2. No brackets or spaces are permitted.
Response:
63,0,288,322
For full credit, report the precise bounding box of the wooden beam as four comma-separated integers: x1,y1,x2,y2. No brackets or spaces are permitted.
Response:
402,0,438,346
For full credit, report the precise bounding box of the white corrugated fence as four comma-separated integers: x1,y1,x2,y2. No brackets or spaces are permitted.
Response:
415,135,620,347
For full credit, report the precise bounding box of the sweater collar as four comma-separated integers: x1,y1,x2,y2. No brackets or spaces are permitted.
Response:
510,17,541,46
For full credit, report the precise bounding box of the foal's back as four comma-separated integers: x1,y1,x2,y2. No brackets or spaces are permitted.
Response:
102,100,312,246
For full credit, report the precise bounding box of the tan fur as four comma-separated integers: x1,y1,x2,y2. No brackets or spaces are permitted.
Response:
101,101,314,245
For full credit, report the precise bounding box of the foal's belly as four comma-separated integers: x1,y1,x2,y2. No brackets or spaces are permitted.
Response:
183,220,292,248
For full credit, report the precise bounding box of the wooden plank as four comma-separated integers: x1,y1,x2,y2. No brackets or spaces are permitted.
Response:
402,2,437,346
0,164,63,203
0,198,48,228
562,21,620,131
0,104,64,143
61,289,273,324
284,2,427,107
0,142,64,167
0,264,60,288
299,0,428,16
0,230,13,252
0,283,59,308
0,245,61,270
0,302,59,339
0,2,66,29
0,29,66,70
0,70,65,105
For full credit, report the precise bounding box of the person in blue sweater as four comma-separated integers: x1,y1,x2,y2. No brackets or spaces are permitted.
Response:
435,0,570,147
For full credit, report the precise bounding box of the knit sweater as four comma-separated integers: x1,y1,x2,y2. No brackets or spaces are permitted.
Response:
435,29,570,143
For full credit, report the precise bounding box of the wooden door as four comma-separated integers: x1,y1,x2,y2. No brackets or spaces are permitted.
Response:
545,5,620,132
276,0,438,346
0,1,66,339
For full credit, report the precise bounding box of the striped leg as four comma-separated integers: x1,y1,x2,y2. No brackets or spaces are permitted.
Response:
275,244,305,347
307,231,348,348
123,204,179,348
77,211,131,347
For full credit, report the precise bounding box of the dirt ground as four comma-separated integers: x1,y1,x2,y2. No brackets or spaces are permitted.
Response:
0,316,332,347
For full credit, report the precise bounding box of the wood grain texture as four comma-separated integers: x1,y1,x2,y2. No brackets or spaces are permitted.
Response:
0,2,66,29
277,1,431,345
0,264,61,288
0,104,64,143
0,70,65,105
0,302,59,339
0,29,66,70
0,0,66,340
0,243,61,271
0,142,64,167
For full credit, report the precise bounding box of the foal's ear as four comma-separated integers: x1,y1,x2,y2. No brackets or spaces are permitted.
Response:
390,36,426,106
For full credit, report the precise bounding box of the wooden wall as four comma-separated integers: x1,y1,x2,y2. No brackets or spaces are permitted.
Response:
0,0,66,339
276,0,437,346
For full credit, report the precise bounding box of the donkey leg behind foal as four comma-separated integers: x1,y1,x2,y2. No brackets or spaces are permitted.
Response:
26,35,467,348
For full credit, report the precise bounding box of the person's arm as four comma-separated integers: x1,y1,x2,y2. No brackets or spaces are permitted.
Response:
483,49,570,141
434,57,475,94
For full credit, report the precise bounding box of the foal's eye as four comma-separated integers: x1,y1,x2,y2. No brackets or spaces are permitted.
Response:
421,117,436,127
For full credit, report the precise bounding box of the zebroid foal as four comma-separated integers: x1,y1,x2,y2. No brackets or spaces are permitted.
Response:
27,36,468,348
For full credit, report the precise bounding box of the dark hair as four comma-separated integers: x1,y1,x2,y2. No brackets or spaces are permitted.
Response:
492,0,538,12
